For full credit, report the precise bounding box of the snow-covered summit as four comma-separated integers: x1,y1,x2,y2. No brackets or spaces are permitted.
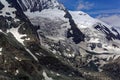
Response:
70,11,120,40
69,11,97,29
17,0,65,12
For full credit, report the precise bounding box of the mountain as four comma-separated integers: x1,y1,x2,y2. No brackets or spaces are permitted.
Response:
17,0,65,11
0,0,120,80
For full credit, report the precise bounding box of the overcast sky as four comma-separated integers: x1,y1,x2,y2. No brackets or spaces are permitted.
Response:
58,0,120,27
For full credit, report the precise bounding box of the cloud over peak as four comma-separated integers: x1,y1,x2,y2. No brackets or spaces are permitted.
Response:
97,14,120,27
76,1,94,10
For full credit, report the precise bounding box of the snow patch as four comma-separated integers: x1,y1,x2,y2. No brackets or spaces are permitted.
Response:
0,0,19,22
25,37,30,40
42,71,53,80
15,69,19,75
52,49,57,54
0,47,2,55
4,70,7,73
7,23,26,45
15,57,22,61
63,52,75,58
0,48,2,51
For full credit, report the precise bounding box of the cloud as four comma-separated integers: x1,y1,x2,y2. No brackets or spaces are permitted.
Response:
76,1,94,10
89,9,120,15
97,14,120,27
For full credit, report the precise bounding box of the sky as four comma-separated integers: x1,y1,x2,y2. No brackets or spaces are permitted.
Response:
58,0,120,27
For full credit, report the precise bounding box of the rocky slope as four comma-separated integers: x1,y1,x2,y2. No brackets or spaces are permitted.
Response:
0,0,120,80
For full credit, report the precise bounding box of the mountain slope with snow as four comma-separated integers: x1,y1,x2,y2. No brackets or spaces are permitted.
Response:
16,0,120,73
0,0,120,80
70,11,120,67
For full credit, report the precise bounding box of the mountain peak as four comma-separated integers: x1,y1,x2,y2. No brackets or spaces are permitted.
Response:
17,0,65,12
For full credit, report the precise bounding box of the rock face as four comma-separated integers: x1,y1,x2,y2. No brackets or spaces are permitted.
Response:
0,0,120,80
